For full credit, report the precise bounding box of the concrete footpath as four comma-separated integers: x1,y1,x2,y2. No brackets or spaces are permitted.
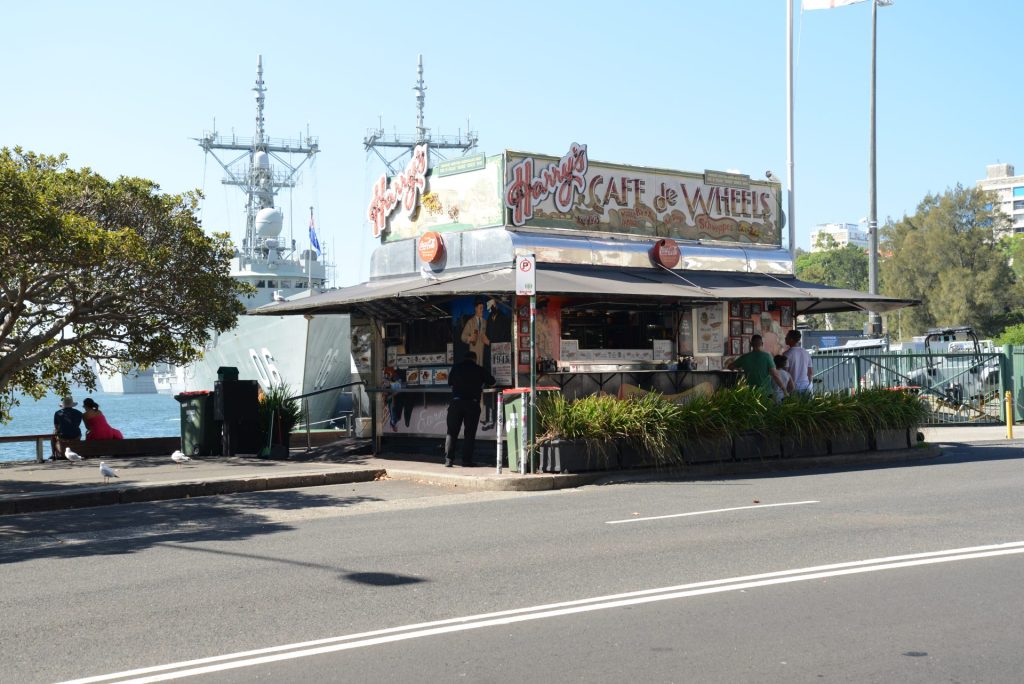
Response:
0,424,1014,516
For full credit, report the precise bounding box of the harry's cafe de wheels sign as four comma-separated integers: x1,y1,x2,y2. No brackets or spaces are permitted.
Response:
365,142,783,254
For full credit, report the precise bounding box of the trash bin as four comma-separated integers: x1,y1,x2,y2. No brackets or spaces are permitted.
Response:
214,379,262,455
217,366,240,382
501,387,559,471
174,391,222,456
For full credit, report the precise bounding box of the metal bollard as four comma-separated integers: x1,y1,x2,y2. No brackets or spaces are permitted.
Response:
1005,390,1014,439
495,392,504,474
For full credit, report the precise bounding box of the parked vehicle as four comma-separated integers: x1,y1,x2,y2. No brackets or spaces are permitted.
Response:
904,327,1000,404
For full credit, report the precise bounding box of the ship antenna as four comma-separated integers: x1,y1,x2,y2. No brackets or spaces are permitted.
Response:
415,54,427,143
254,55,266,149
363,55,478,175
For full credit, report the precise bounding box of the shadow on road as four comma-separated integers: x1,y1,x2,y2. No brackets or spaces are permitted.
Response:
0,488,383,565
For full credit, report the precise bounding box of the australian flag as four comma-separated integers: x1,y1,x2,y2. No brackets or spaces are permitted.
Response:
309,212,322,255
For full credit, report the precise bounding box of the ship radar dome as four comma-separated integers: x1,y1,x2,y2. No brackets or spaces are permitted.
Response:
255,207,283,237
300,249,318,262
254,150,271,170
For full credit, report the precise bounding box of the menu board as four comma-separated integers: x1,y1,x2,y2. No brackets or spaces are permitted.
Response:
694,303,726,355
652,339,674,361
491,342,512,385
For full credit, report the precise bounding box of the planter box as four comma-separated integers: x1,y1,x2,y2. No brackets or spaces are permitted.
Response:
683,435,733,464
780,435,830,459
828,432,871,455
538,439,616,473
873,427,910,451
733,431,782,461
617,442,683,469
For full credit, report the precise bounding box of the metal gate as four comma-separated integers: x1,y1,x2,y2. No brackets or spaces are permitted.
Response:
810,349,1007,425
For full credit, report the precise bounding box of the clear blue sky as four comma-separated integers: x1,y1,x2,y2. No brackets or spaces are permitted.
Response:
3,1,1020,287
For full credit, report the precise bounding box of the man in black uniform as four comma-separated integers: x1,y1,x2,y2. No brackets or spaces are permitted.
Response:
445,351,496,467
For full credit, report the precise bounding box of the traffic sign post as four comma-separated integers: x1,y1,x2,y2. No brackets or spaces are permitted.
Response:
516,255,537,473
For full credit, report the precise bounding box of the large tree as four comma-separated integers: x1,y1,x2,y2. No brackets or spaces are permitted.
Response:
794,235,869,331
0,148,248,421
880,184,1018,338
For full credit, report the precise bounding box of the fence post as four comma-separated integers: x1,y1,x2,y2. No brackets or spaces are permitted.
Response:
854,356,862,394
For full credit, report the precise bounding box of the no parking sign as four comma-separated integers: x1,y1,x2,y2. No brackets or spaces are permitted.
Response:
515,255,536,296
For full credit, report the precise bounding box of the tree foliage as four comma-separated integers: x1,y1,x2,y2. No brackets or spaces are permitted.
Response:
0,148,248,421
995,323,1024,347
879,184,1018,339
794,238,869,331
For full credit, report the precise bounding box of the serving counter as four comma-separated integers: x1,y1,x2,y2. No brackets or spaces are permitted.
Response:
537,367,738,400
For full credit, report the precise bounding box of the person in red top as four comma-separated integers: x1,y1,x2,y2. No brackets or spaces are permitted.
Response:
82,398,124,440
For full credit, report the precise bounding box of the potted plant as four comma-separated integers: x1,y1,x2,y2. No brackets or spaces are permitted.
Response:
535,394,619,473
258,384,302,452
849,388,928,451
713,383,779,461
765,393,832,459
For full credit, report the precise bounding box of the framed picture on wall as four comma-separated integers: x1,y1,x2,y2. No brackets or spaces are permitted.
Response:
741,303,752,318
741,336,751,353
780,305,793,327
730,337,742,355
518,320,530,334
730,302,741,318
751,303,762,315
742,320,754,335
730,319,742,337
518,350,531,365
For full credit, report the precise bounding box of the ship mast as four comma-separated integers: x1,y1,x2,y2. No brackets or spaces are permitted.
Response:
196,55,320,264
363,54,478,174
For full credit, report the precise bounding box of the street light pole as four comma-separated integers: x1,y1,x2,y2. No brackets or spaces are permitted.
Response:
867,0,882,336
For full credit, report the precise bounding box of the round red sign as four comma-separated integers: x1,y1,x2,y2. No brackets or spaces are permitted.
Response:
649,238,681,268
417,231,444,263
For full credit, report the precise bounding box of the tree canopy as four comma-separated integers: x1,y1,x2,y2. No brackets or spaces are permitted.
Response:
794,237,869,332
880,184,1019,339
0,148,248,421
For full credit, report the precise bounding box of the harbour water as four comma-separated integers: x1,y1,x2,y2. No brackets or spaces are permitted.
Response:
0,391,181,463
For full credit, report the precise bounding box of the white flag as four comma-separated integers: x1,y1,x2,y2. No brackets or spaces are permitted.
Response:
803,0,868,9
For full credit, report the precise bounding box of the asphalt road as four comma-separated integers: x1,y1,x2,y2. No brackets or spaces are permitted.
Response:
2,441,1022,683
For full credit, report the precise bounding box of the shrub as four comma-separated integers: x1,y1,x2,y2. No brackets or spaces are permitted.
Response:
258,383,302,445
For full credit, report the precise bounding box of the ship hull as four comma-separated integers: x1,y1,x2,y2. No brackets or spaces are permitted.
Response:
155,314,352,428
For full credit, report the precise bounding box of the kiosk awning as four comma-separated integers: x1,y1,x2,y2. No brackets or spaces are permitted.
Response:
251,264,916,317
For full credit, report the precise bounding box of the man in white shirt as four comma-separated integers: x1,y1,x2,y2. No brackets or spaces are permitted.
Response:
783,329,814,396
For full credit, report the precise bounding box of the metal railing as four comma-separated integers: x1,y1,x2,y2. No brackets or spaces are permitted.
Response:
288,381,367,451
810,349,1006,425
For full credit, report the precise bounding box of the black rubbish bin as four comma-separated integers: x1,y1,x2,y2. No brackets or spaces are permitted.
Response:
214,379,262,455
174,391,222,456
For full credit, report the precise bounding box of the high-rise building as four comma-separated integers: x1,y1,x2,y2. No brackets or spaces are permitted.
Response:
976,163,1024,237
808,223,869,251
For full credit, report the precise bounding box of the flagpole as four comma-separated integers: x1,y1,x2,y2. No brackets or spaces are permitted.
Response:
308,205,314,293
867,0,882,335
786,0,796,265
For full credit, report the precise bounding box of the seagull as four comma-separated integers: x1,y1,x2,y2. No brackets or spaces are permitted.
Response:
64,448,83,464
171,450,192,467
99,461,119,483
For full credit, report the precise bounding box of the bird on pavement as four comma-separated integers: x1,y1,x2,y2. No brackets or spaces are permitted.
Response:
99,461,119,483
64,448,83,464
171,450,192,467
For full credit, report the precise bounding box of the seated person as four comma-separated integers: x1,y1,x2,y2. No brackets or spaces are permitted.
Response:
53,395,84,458
82,398,124,440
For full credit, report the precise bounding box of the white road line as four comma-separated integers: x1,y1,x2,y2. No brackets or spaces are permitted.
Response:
605,500,820,524
60,540,1024,684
